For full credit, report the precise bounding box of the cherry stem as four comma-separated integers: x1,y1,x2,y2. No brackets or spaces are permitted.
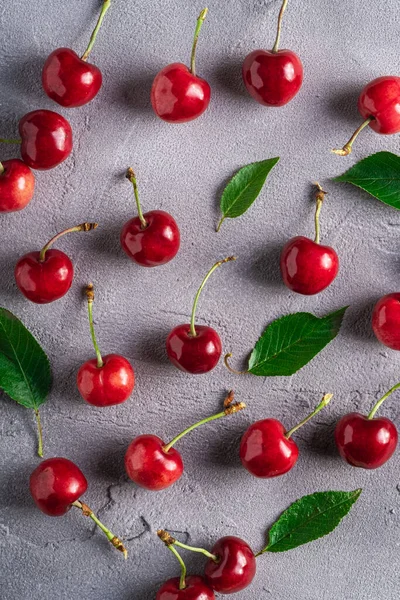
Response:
224,353,248,375
0,138,21,144
332,117,373,156
34,409,43,457
163,391,245,453
81,0,112,61
272,0,288,53
190,256,236,338
170,545,187,590
126,168,147,229
313,182,328,245
158,530,218,565
285,393,333,439
190,7,208,76
368,382,400,420
39,222,98,263
85,284,104,369
0,162,4,175
72,500,128,559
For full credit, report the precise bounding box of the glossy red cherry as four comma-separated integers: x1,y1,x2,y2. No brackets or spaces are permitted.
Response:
204,536,257,594
151,9,210,123
18,110,73,170
0,159,35,212
166,257,236,374
121,169,180,267
280,183,338,295
156,576,215,600
77,284,135,407
372,293,400,350
15,223,97,304
335,383,399,469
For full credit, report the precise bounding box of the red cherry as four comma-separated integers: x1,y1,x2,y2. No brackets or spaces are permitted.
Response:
19,110,73,170
0,159,35,212
156,576,215,600
280,183,338,295
120,169,180,267
204,536,256,594
151,9,210,123
15,223,97,304
372,293,400,350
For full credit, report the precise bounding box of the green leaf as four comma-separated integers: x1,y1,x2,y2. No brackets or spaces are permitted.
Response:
333,151,400,209
263,489,362,553
248,307,347,376
217,157,279,230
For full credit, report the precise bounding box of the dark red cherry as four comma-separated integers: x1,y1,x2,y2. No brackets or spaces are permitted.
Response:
204,536,256,594
19,110,73,170
372,293,400,350
125,435,184,491
0,159,35,212
156,576,215,600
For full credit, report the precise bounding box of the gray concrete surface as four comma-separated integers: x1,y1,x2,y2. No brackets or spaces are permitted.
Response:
0,0,399,598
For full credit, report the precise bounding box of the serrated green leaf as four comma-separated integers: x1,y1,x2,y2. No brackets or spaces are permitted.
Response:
217,158,279,230
263,489,362,553
248,307,347,376
333,151,400,209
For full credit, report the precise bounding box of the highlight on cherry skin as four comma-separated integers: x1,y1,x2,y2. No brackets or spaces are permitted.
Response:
42,0,111,107
242,0,303,107
151,8,211,123
77,283,135,407
335,383,399,469
280,183,339,295
240,393,332,478
333,75,400,156
372,293,400,351
14,222,98,304
125,391,245,491
166,256,236,374
29,457,127,558
120,168,180,267
0,158,35,213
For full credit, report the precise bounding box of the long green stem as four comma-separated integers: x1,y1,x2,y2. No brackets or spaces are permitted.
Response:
72,500,127,559
39,222,98,263
272,0,288,53
368,383,400,420
332,118,373,156
190,8,208,75
81,0,112,61
0,138,21,144
285,394,332,439
189,256,236,337
34,409,43,457
85,284,103,368
313,183,327,245
126,168,147,229
169,545,187,590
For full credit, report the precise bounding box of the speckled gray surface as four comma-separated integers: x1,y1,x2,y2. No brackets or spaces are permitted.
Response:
1,1,400,598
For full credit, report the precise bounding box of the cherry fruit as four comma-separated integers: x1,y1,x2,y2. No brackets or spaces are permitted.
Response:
204,536,257,594
372,293,400,350
242,0,303,107
335,383,399,469
42,1,111,108
120,168,180,266
77,284,135,407
151,9,211,123
0,159,35,212
19,110,73,170
333,76,400,155
240,394,332,478
15,222,98,304
30,457,127,557
156,576,215,600
280,183,339,295
166,257,236,374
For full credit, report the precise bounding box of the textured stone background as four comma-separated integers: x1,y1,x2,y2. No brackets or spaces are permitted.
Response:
1,0,400,598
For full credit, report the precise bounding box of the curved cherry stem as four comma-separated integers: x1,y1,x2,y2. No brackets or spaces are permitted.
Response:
332,117,373,156
39,222,98,263
0,138,21,144
81,0,112,61
190,256,236,337
170,545,187,589
126,168,147,229
272,0,288,53
313,182,328,245
158,530,218,564
190,8,208,76
72,500,127,559
85,284,104,368
163,392,245,453
224,353,248,375
368,382,400,420
34,409,43,457
285,394,333,439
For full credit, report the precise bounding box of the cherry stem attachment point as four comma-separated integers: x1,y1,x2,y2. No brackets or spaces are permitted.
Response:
190,256,236,338
313,182,328,245
163,391,245,453
332,117,373,156
368,382,400,420
224,353,248,375
272,0,288,53
0,138,21,144
158,530,218,564
285,393,333,439
126,167,147,229
72,500,127,559
81,0,112,61
190,7,208,76
34,409,43,457
85,283,104,369
0,162,4,176
39,222,98,263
